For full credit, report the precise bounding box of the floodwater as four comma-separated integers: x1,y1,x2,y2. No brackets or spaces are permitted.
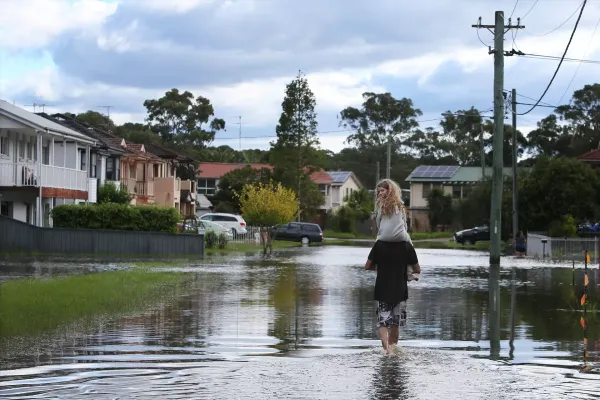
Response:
1,247,599,399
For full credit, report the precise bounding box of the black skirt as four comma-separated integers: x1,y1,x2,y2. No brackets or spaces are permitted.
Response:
368,240,419,304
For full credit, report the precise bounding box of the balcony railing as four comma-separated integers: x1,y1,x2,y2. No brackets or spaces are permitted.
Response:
134,180,154,197
0,162,87,191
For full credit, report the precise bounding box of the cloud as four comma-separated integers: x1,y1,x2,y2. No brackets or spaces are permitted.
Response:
3,0,600,153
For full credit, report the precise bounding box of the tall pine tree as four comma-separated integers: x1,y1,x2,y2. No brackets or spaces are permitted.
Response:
270,70,324,220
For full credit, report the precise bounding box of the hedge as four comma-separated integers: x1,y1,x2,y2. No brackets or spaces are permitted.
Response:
51,204,180,233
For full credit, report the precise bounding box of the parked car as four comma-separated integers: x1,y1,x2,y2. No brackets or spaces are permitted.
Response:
454,225,490,245
577,222,600,237
199,213,248,236
272,222,323,244
198,220,234,240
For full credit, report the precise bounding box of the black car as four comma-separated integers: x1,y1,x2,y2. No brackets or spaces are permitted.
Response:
454,226,490,245
272,222,323,244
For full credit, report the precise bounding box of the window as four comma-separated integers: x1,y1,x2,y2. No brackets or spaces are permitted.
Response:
1,201,11,217
42,146,50,165
452,185,462,198
26,142,33,160
422,184,431,198
213,215,237,222
288,223,301,231
129,165,136,179
79,149,86,171
318,184,328,196
462,185,472,198
19,140,25,159
197,178,217,195
106,157,120,181
90,153,97,178
154,164,159,178
0,136,8,156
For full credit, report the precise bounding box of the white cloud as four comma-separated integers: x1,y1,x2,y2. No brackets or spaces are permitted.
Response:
132,0,215,14
0,0,117,50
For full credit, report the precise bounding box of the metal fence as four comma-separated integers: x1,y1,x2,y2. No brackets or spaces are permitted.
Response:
527,232,598,264
0,215,204,256
230,225,263,244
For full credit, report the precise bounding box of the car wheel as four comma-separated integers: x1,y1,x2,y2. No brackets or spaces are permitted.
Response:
467,239,476,245
301,236,310,245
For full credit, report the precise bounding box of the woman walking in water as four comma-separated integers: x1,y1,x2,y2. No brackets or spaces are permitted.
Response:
365,179,420,355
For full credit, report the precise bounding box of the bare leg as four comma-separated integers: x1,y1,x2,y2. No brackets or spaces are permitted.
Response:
379,327,390,353
388,325,399,346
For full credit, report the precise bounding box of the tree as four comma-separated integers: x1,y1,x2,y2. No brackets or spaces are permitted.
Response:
340,92,422,149
525,114,571,157
269,71,324,218
520,157,600,231
237,182,298,254
556,83,600,156
426,188,453,231
143,88,225,146
345,188,374,221
77,110,114,131
210,165,273,213
97,182,132,204
115,122,161,144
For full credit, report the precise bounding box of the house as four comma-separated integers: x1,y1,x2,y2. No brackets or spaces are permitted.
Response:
39,113,126,193
325,171,364,211
0,100,97,227
144,143,198,216
578,149,600,166
405,165,516,232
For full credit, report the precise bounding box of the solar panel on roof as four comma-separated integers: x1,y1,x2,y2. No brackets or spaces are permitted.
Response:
411,165,459,179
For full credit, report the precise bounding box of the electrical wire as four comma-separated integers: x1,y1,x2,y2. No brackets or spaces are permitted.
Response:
510,0,520,19
518,0,588,115
520,53,600,64
520,0,539,20
557,12,600,105
524,1,584,37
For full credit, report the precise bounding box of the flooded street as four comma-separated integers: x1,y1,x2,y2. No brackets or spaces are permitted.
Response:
1,246,599,399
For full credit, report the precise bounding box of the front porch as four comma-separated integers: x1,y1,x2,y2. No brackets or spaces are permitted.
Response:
0,162,88,191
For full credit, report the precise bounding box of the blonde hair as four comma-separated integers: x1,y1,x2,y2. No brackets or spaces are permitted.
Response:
376,179,405,217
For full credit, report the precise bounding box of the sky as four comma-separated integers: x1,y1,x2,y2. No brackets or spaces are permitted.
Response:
1,0,599,153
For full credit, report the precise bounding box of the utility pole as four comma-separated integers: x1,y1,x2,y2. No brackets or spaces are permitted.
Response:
375,161,380,203
386,139,391,179
511,89,519,249
480,124,485,179
472,12,524,265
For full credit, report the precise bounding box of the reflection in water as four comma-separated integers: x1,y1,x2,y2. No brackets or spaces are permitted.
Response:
0,248,599,399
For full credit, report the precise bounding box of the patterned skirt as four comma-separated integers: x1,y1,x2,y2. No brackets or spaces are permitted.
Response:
375,301,407,327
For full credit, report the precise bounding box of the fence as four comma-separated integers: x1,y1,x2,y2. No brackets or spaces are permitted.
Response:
527,232,598,264
0,215,204,256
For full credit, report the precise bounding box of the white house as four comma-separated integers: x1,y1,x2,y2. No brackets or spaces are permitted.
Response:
0,101,97,227
326,171,363,211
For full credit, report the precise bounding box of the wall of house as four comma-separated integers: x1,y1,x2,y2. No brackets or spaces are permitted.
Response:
0,190,38,223
340,176,361,203
154,177,176,207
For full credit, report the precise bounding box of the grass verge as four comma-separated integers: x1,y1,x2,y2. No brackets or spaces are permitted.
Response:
319,239,489,250
205,241,301,254
0,270,185,338
323,231,454,240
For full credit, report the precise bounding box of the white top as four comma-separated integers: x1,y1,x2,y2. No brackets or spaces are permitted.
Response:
375,205,412,244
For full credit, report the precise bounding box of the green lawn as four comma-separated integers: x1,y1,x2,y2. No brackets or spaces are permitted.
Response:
205,240,301,254
0,271,185,338
320,238,489,251
324,230,454,240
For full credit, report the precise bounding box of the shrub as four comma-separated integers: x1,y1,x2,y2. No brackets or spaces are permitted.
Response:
548,214,577,238
337,205,356,233
51,203,179,233
204,230,218,248
97,182,132,204
218,232,228,249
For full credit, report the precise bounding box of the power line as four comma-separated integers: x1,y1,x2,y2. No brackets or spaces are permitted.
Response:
518,0,588,115
557,12,600,104
510,0,520,19
523,1,584,37
520,0,539,20
520,52,600,64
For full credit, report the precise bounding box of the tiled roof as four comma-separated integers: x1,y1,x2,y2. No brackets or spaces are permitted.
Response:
579,149,600,161
198,162,273,178
311,170,334,184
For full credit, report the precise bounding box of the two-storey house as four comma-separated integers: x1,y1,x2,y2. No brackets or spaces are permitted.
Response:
0,100,97,226
324,171,363,211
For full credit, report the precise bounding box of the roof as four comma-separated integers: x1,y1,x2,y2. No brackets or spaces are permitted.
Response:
311,170,333,184
198,162,273,178
578,149,600,161
39,113,125,155
0,100,94,143
406,166,522,183
327,171,352,184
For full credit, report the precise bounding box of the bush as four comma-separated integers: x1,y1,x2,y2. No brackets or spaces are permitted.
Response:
51,203,180,233
548,214,577,238
337,205,357,233
204,231,218,248
97,182,132,204
218,232,228,249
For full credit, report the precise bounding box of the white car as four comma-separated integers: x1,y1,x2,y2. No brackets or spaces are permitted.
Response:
199,213,248,236
198,220,234,240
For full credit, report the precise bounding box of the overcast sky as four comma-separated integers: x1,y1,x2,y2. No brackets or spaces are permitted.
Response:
1,0,599,152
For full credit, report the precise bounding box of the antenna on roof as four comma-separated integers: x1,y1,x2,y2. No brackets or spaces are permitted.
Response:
25,103,48,113
98,106,113,132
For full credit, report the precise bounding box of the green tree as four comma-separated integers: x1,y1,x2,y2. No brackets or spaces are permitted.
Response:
426,188,453,231
340,92,422,149
269,71,324,218
556,83,600,156
211,165,273,213
97,182,132,204
143,88,225,146
345,188,374,221
520,157,600,231
115,122,161,144
238,182,298,254
77,110,114,131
